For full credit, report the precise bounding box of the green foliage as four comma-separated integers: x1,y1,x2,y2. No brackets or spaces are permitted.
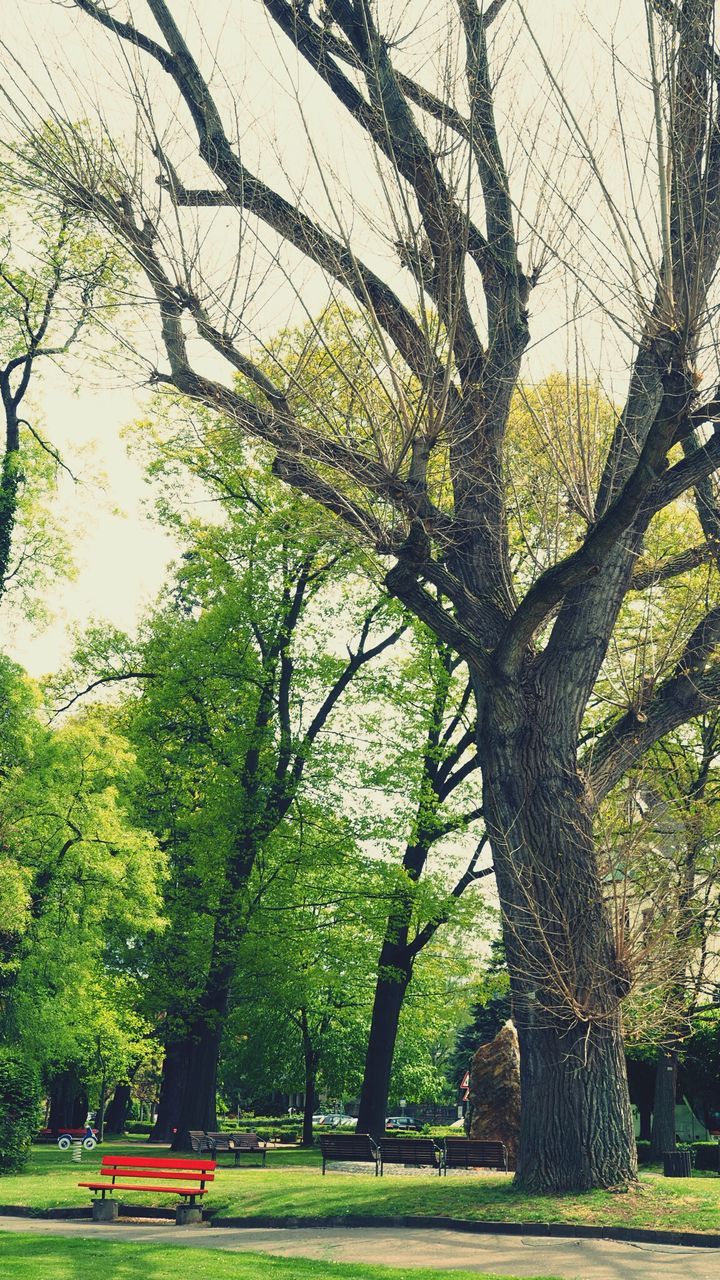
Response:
0,1049,41,1172
0,654,164,1107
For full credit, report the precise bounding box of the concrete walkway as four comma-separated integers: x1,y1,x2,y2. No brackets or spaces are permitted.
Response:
1,1214,719,1280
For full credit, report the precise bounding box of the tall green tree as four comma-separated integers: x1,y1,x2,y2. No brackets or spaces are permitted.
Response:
64,456,405,1146
22,0,720,1187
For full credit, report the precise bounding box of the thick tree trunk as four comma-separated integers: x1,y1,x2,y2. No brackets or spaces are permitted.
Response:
104,1083,132,1135
481,682,638,1191
514,1013,635,1190
650,1048,678,1160
47,1070,88,1130
149,1042,188,1142
356,943,412,1139
170,957,233,1150
171,1026,222,1150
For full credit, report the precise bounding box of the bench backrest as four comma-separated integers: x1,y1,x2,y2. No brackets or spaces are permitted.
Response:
319,1134,377,1160
230,1132,263,1149
98,1154,216,1184
188,1130,212,1152
443,1138,507,1169
379,1137,439,1164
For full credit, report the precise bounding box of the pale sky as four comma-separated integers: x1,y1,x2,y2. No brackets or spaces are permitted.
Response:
0,1,680,679
0,370,176,678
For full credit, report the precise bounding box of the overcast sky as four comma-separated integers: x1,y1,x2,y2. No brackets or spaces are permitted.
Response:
0,1,668,678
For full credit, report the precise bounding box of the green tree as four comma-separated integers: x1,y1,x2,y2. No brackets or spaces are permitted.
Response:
65,458,405,1147
0,667,163,1123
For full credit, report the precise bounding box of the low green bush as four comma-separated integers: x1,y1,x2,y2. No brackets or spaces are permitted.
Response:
124,1120,153,1134
0,1051,41,1173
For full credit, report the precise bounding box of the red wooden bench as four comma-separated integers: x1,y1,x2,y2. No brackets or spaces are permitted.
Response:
79,1154,216,1223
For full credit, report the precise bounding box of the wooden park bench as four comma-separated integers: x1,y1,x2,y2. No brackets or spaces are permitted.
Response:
442,1137,508,1173
378,1137,443,1176
207,1131,267,1166
188,1130,213,1153
319,1133,379,1175
79,1153,216,1224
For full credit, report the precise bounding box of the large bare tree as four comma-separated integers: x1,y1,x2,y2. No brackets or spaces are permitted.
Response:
10,0,720,1189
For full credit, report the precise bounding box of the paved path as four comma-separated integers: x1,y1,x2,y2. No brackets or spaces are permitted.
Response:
1,1214,719,1280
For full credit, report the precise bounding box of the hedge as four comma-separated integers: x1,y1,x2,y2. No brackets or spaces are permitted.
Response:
636,1138,718,1170
0,1051,41,1173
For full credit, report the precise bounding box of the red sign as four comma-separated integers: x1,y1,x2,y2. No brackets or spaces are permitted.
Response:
460,1071,470,1090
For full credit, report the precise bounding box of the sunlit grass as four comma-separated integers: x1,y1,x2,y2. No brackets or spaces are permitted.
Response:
1,1140,719,1234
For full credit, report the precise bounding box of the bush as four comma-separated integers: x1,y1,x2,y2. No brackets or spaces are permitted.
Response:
125,1121,153,1134
691,1141,719,1172
0,1051,41,1173
635,1139,719,1170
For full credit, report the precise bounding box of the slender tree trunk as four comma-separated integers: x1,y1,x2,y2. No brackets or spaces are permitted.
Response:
481,683,637,1192
149,1042,188,1142
104,1083,132,1135
97,1064,108,1144
0,418,20,604
356,941,412,1139
650,1048,678,1160
300,1013,318,1148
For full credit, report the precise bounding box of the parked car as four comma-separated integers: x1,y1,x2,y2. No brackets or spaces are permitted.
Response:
316,1113,348,1127
385,1115,419,1130
312,1114,326,1126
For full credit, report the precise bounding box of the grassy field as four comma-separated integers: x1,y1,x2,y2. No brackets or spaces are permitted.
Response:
1,1139,719,1234
0,1234,562,1280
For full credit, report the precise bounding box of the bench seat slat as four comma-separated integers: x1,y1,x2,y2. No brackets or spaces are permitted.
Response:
79,1181,208,1195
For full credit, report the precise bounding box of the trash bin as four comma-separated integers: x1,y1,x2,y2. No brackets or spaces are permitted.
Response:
663,1150,692,1177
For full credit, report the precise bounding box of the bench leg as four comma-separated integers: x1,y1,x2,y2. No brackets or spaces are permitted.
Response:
92,1198,118,1223
176,1201,203,1226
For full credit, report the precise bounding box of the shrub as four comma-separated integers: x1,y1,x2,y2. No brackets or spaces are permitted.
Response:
691,1141,719,1172
635,1140,652,1164
0,1051,41,1173
125,1121,153,1135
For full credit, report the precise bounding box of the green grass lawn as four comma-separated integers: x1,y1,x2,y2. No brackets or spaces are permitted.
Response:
0,1233,561,1280
1,1139,718,1235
